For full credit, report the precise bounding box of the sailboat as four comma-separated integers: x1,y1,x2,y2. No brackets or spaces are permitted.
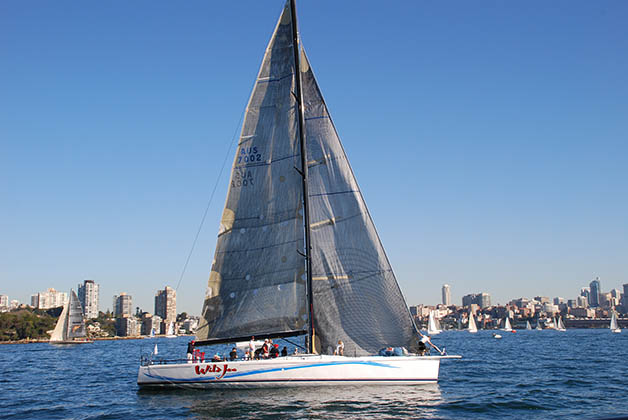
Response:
427,311,442,335
556,316,566,332
49,290,92,345
525,320,532,330
166,322,177,338
137,0,459,388
468,312,478,333
502,318,513,332
610,311,621,333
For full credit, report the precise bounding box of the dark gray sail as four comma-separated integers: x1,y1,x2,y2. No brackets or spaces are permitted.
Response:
300,50,419,356
67,290,87,339
197,2,307,342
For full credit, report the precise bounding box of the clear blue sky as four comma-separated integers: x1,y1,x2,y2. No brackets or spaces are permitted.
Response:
1,1,627,315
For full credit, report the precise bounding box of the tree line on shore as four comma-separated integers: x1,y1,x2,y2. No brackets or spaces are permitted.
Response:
0,307,116,341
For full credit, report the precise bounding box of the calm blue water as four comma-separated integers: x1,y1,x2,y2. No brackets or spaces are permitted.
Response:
1,329,627,419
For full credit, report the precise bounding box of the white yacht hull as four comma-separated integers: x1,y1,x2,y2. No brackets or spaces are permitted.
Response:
138,355,449,389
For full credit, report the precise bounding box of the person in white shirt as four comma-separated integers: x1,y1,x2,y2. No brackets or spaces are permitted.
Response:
334,340,344,356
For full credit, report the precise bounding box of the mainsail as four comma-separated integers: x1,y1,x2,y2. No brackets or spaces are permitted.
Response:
198,1,419,355
67,290,86,339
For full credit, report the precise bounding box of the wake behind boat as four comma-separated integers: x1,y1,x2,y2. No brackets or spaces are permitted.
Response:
138,0,459,389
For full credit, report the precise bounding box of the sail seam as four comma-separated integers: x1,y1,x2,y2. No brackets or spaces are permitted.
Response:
215,239,300,254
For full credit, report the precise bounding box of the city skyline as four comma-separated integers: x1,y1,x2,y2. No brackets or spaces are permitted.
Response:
4,275,626,316
2,1,627,315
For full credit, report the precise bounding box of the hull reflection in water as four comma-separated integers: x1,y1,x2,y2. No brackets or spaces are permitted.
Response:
138,355,456,389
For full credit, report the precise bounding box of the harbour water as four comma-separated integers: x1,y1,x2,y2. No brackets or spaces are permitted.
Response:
1,329,626,419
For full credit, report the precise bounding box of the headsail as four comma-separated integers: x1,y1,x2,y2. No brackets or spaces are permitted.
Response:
50,301,69,342
197,2,307,342
300,50,420,355
468,312,478,333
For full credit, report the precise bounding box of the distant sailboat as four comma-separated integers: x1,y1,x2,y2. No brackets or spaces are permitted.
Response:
468,312,478,333
502,317,512,332
610,311,621,333
427,311,442,335
525,320,532,330
556,317,566,332
166,322,176,338
49,290,92,345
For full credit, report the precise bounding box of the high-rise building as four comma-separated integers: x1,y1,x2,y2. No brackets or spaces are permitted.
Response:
462,293,491,309
479,293,491,308
589,277,601,307
442,284,451,306
623,283,628,310
32,288,68,309
78,280,100,319
0,295,8,312
155,286,176,324
113,293,133,317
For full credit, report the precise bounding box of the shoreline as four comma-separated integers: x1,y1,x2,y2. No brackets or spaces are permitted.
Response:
0,335,191,345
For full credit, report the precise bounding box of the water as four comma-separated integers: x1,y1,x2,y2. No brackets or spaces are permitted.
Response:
1,330,627,419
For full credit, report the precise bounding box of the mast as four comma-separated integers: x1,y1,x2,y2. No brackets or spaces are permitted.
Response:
289,0,314,354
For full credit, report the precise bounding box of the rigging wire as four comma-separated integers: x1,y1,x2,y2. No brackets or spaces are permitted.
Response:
174,108,246,292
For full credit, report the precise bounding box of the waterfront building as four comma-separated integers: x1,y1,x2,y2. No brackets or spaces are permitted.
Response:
154,286,176,324
589,277,601,307
0,295,8,312
570,307,595,318
141,313,162,335
442,284,451,306
542,302,559,314
182,317,199,334
115,315,140,337
534,296,550,304
576,295,588,308
32,288,68,309
78,280,100,319
113,293,133,317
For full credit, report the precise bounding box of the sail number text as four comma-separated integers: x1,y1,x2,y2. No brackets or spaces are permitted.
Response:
232,169,254,188
237,146,262,164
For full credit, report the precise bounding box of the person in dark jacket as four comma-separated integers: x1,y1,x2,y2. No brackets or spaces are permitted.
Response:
187,340,195,363
229,347,238,361
269,344,279,358
281,346,288,357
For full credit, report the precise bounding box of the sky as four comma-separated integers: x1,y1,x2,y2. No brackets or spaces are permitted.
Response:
1,1,627,315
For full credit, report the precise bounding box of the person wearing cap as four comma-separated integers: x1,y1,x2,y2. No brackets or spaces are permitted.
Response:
187,340,195,363
269,343,279,358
